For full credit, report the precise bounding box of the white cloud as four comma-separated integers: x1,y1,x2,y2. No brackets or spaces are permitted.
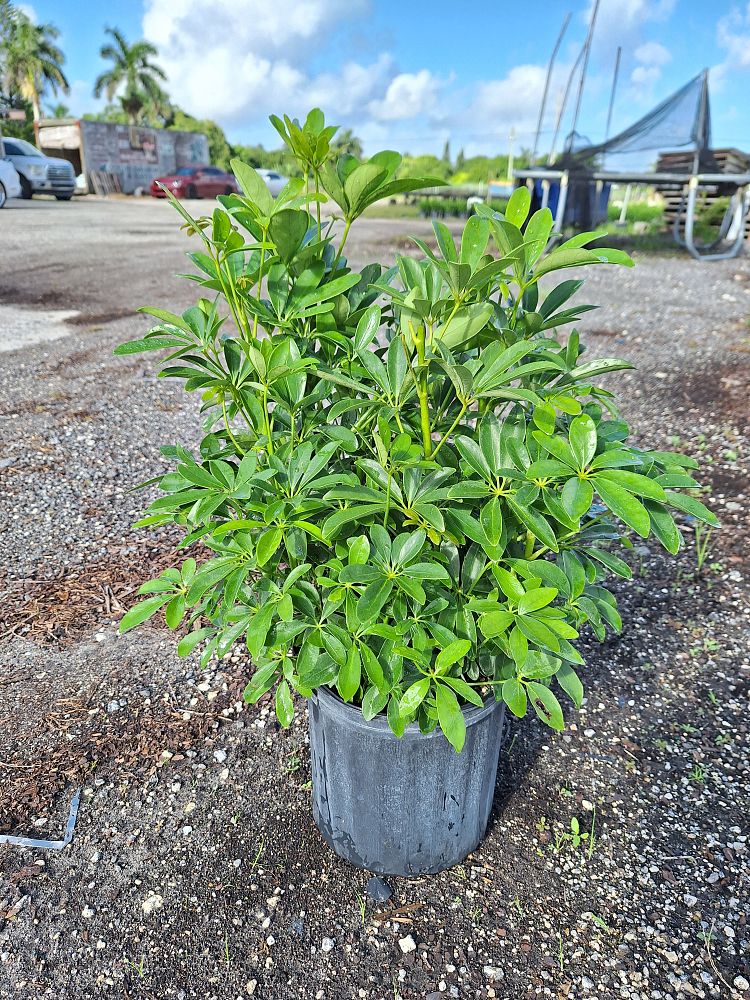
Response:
142,0,390,129
634,41,671,67
582,0,676,107
630,39,671,91
137,0,682,157
369,70,440,121
716,3,750,71
585,0,676,59
471,64,549,125
17,3,37,22
630,65,661,87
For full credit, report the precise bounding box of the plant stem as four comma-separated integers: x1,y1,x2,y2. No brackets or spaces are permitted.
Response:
432,402,468,459
524,530,535,559
262,384,274,455
315,171,322,241
253,225,268,340
221,397,245,455
332,218,352,272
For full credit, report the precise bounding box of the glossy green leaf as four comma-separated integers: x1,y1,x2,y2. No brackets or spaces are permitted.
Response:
338,644,362,702
275,680,295,727
517,587,557,615
502,678,528,717
594,479,651,537
256,527,283,566
561,477,594,520
357,578,394,623
665,491,719,527
556,662,584,709
119,595,169,633
230,158,274,214
435,639,472,673
527,682,564,731
436,682,466,752
505,186,531,227
399,677,430,716
569,414,597,469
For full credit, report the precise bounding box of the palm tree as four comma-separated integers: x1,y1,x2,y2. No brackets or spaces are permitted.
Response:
94,27,167,126
0,9,69,124
46,100,70,117
331,128,363,159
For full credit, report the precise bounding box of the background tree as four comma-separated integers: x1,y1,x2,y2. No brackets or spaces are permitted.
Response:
330,127,363,158
168,108,234,169
0,8,68,124
46,99,70,117
441,137,451,166
83,103,129,125
398,153,451,182
93,27,167,126
0,88,34,141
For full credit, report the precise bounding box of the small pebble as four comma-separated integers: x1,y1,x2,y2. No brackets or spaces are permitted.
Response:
399,934,417,955
141,894,164,916
366,875,393,902
483,966,504,981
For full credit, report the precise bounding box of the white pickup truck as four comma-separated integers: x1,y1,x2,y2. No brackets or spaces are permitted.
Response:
0,150,22,208
1,136,75,200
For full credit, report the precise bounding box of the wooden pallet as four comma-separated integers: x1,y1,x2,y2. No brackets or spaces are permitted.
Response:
89,170,122,196
655,148,750,238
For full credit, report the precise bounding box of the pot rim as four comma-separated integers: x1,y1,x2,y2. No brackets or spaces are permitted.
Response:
310,683,504,741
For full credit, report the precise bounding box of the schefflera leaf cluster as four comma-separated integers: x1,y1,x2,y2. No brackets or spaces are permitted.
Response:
116,108,717,753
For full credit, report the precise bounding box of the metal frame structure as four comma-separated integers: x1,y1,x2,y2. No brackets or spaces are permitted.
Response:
513,167,750,262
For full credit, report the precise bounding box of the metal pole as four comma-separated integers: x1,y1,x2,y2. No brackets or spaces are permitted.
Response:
692,68,709,175
618,183,632,225
532,12,571,163
605,46,621,143
507,127,515,181
568,0,600,148
549,45,585,164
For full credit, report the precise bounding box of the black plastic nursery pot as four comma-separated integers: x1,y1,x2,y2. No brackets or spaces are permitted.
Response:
308,685,507,876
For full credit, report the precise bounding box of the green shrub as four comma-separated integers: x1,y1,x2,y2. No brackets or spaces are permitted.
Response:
607,200,664,224
116,108,715,752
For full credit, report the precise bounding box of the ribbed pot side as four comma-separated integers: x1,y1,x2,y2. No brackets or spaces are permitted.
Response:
308,686,506,876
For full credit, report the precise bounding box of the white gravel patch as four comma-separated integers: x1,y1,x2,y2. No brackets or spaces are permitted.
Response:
0,305,79,352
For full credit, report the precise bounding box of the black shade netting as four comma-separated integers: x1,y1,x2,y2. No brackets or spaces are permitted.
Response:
554,72,712,174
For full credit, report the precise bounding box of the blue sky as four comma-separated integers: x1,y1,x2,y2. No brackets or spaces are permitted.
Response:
24,0,750,158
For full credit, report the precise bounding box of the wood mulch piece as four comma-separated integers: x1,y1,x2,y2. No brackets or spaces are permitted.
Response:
0,534,239,833
0,656,246,834
0,537,183,647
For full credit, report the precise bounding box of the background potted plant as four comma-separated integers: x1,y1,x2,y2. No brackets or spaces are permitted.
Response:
116,109,717,876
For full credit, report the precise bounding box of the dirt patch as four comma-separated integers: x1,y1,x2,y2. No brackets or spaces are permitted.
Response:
677,359,750,429
585,327,621,338
0,286,74,310
65,309,135,326
0,537,183,647
0,638,247,834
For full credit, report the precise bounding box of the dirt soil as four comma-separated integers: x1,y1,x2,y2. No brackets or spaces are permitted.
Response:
0,198,749,1000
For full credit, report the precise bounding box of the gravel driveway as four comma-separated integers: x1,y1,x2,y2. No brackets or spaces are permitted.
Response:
0,198,748,1000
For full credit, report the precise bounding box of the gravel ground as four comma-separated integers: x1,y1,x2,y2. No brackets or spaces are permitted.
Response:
0,198,749,1000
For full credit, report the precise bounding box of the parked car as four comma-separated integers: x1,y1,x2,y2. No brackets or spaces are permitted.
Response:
0,154,22,208
1,137,75,200
257,168,288,197
150,165,239,199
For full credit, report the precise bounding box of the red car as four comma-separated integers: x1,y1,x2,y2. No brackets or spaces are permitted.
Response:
150,165,238,199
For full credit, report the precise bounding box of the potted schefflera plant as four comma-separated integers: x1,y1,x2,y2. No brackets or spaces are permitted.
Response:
116,109,716,876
